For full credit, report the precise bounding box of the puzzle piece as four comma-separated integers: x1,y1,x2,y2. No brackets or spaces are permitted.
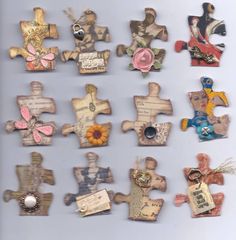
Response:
114,157,166,221
3,152,55,216
174,153,225,218
9,7,59,71
61,8,111,74
122,82,173,146
62,84,112,148
181,77,229,141
64,152,113,208
175,2,226,67
117,8,168,76
5,81,57,146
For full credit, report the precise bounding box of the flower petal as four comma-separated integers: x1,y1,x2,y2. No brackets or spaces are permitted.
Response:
20,106,32,122
15,120,28,129
33,130,42,144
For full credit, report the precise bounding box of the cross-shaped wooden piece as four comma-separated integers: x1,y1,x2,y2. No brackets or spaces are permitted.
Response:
122,82,173,146
64,152,113,206
62,84,112,148
9,7,59,71
3,152,55,216
114,157,166,221
61,9,111,74
5,81,56,146
175,3,226,67
117,8,168,76
181,77,229,141
174,153,224,218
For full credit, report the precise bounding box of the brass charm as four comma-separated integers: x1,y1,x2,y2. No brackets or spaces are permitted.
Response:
121,82,173,146
76,189,111,217
9,7,59,71
188,183,215,215
3,152,55,216
62,84,112,148
61,8,111,74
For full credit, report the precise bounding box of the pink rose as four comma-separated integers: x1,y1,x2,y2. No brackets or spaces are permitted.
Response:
132,48,155,72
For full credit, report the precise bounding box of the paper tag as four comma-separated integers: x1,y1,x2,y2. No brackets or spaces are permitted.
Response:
188,182,215,215
76,189,111,217
79,52,105,69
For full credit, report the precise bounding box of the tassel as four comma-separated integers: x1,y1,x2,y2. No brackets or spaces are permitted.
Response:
213,158,236,175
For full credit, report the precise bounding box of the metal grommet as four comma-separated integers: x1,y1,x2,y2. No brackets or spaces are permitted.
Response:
144,126,157,139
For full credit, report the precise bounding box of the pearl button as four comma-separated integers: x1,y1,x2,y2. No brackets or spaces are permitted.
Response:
24,195,37,208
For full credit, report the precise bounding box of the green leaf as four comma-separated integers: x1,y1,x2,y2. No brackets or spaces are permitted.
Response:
142,72,149,78
126,48,134,57
138,40,147,48
152,48,160,55
153,60,161,70
128,63,135,70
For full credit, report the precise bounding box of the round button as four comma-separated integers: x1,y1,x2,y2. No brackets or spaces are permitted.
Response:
24,195,37,208
80,203,88,213
144,126,157,139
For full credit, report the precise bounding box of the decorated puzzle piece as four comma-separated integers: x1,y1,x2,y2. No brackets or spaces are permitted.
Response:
9,7,59,71
62,84,112,148
174,153,232,218
3,152,55,216
181,77,229,141
61,8,111,74
114,157,166,221
122,82,173,146
5,81,56,146
175,2,226,67
64,152,113,216
117,8,168,77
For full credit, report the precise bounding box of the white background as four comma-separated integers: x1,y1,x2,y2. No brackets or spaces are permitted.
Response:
0,0,236,239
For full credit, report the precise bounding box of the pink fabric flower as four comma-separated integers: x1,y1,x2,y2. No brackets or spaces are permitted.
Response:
132,48,155,72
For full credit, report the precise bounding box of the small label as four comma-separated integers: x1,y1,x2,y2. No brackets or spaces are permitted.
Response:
76,189,111,217
188,182,215,215
79,52,105,69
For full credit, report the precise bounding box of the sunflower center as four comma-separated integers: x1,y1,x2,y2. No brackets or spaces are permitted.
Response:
93,130,102,139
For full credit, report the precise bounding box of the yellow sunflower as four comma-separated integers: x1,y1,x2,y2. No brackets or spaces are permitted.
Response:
86,124,108,145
